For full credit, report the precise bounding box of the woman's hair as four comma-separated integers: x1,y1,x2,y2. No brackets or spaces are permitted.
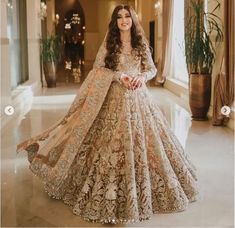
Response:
104,5,149,71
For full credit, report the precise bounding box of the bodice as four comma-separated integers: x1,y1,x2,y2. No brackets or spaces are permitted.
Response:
117,52,141,77
93,41,157,82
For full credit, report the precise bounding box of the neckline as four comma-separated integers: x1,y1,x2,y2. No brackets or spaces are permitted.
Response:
121,51,132,55
121,40,131,43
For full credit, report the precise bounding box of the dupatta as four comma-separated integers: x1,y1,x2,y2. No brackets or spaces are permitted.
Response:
16,67,114,192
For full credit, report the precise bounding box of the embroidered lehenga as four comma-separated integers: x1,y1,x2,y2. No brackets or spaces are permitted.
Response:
17,41,199,224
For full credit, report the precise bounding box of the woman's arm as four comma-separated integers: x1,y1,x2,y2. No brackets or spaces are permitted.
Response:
140,46,157,82
131,46,157,89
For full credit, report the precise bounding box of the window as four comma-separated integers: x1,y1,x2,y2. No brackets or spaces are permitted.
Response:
7,0,29,89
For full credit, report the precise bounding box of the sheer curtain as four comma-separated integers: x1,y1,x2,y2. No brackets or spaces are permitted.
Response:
154,0,189,85
212,0,234,126
171,0,188,83
155,0,174,84
7,0,28,89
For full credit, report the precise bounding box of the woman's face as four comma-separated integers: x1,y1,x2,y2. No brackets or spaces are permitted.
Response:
117,8,132,32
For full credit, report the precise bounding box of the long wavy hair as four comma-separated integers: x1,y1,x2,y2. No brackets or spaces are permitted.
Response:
104,5,149,71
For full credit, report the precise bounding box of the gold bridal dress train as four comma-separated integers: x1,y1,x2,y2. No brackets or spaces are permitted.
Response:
17,42,199,224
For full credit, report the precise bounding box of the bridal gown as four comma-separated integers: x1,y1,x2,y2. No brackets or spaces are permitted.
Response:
17,41,199,224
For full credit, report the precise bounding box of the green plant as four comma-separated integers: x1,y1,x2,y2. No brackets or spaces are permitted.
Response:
41,35,62,63
185,0,223,74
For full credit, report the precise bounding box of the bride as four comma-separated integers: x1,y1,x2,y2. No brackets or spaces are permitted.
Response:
17,4,199,224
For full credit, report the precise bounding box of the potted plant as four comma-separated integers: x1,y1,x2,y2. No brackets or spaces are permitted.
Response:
41,35,62,87
185,0,223,120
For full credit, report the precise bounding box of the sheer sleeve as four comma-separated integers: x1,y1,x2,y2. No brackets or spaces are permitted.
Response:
93,42,122,83
140,46,157,82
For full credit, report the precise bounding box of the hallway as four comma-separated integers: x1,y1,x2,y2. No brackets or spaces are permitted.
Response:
1,0,234,227
1,84,234,227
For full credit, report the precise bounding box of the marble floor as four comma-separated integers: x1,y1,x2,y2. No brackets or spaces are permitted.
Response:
1,82,234,227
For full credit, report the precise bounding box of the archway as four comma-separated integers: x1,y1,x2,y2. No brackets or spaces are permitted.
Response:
55,0,85,82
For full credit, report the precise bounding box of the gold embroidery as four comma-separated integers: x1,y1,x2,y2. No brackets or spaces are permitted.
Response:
17,43,199,224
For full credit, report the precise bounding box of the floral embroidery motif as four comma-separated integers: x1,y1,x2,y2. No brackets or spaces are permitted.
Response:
17,41,199,224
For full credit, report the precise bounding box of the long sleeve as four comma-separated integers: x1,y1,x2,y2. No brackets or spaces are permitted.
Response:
93,42,122,83
140,46,157,82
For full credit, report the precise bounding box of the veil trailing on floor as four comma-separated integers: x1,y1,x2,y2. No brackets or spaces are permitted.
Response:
17,57,116,192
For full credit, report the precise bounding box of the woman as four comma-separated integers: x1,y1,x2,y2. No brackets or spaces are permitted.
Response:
17,5,199,224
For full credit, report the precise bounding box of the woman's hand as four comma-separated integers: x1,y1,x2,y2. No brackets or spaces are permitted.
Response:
131,75,146,90
120,74,133,90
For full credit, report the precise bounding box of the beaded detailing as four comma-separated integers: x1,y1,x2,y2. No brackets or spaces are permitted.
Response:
17,40,198,225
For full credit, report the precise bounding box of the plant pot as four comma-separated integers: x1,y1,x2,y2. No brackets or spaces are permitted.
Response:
189,73,211,120
43,61,57,88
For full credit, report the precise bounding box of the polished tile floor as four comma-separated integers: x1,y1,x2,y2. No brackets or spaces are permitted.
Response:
1,82,234,227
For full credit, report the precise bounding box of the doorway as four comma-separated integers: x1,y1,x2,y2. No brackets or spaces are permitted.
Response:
149,20,155,61
55,0,85,83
